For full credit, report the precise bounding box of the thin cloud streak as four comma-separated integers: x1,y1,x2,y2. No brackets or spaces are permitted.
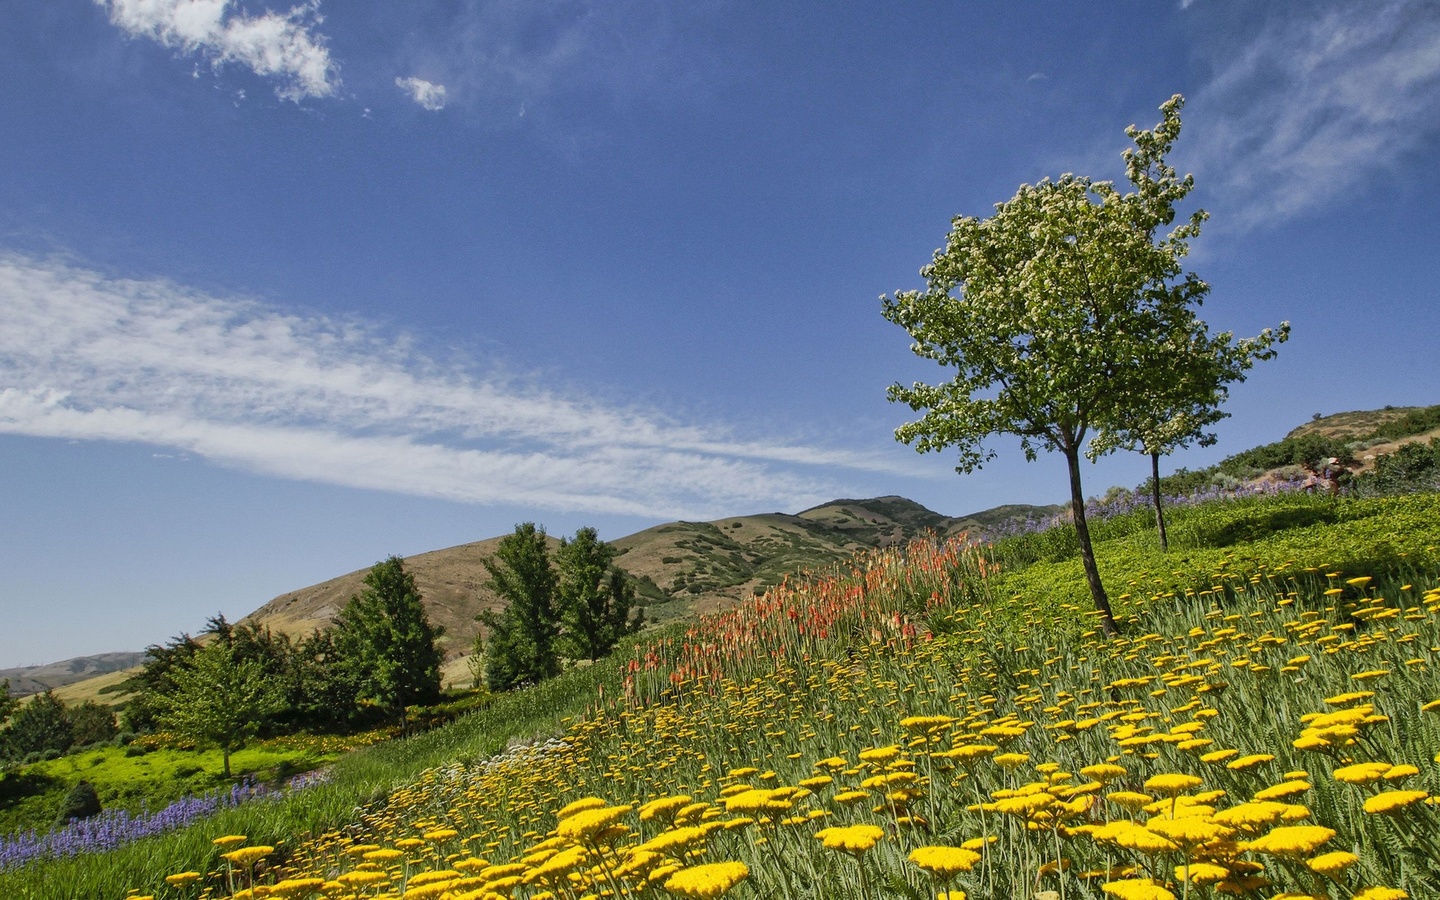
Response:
97,0,339,101
0,255,909,518
1187,0,1440,230
396,76,446,110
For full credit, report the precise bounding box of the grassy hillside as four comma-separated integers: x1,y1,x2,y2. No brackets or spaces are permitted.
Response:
6,489,1437,899
238,496,1049,656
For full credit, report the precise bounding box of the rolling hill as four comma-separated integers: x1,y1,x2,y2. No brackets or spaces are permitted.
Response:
238,496,1061,665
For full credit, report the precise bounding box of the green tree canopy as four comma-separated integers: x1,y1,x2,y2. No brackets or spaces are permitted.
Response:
883,95,1275,634
334,556,444,729
156,640,285,777
0,679,15,727
1090,313,1286,549
479,523,560,691
3,691,73,761
556,527,643,662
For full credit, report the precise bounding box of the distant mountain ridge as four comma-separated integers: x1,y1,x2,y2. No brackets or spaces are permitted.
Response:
0,652,146,697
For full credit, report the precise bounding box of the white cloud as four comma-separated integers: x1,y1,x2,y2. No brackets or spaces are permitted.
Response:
98,0,338,101
0,255,906,519
395,76,447,111
1187,1,1440,229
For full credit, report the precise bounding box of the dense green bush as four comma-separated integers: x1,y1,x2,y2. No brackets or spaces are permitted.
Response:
1355,437,1440,497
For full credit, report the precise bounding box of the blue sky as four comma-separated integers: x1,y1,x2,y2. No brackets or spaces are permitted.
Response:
3,0,1438,667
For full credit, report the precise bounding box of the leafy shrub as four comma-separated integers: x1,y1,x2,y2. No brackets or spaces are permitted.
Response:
52,782,100,827
1355,438,1440,497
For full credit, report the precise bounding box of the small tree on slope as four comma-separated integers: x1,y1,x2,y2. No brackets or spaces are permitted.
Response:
883,95,1285,634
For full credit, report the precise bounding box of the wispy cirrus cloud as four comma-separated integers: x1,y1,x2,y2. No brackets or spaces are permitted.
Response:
1186,0,1440,229
96,0,339,101
0,254,904,519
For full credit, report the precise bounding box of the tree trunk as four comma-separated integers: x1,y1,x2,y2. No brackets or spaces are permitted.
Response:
1065,447,1118,636
1150,451,1169,552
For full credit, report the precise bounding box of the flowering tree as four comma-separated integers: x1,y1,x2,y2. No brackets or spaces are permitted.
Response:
883,95,1265,634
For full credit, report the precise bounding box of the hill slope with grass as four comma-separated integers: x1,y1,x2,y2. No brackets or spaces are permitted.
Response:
6,488,1438,900
239,496,1058,658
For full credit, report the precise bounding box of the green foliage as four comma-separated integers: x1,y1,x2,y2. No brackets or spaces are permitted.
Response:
334,556,445,727
1368,403,1440,440
118,631,203,734
556,527,643,662
881,96,1248,631
2,693,73,762
64,702,117,749
479,524,560,691
0,680,15,726
1217,432,1352,476
52,780,101,827
156,642,285,778
1355,437,1440,497
986,492,1440,634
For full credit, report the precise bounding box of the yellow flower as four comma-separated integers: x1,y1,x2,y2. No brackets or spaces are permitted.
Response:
909,846,982,877
1101,877,1176,900
338,871,389,886
363,848,404,863
556,797,608,819
640,794,694,822
221,846,273,867
1245,825,1334,857
1145,816,1232,845
1173,862,1229,884
815,824,884,854
1254,781,1311,801
1306,851,1359,874
164,872,202,887
663,860,750,898
1363,790,1429,814
1226,754,1274,771
993,752,1030,770
1081,764,1127,783
1351,889,1408,900
423,828,458,842
1107,791,1154,812
211,835,248,848
1110,825,1180,855
1333,762,1392,785
556,804,632,842
1145,774,1202,795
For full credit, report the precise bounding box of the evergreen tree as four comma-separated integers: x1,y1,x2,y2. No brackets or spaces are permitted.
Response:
479,523,560,691
334,556,444,730
66,701,119,748
556,527,643,661
0,679,15,728
54,780,102,827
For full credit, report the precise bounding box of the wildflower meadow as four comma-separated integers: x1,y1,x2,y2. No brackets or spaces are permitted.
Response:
5,491,1438,900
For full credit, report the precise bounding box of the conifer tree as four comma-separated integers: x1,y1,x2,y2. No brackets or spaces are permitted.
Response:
556,527,643,661
479,523,560,691
334,556,444,730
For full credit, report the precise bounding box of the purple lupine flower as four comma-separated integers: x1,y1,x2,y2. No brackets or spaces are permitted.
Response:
0,770,330,870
